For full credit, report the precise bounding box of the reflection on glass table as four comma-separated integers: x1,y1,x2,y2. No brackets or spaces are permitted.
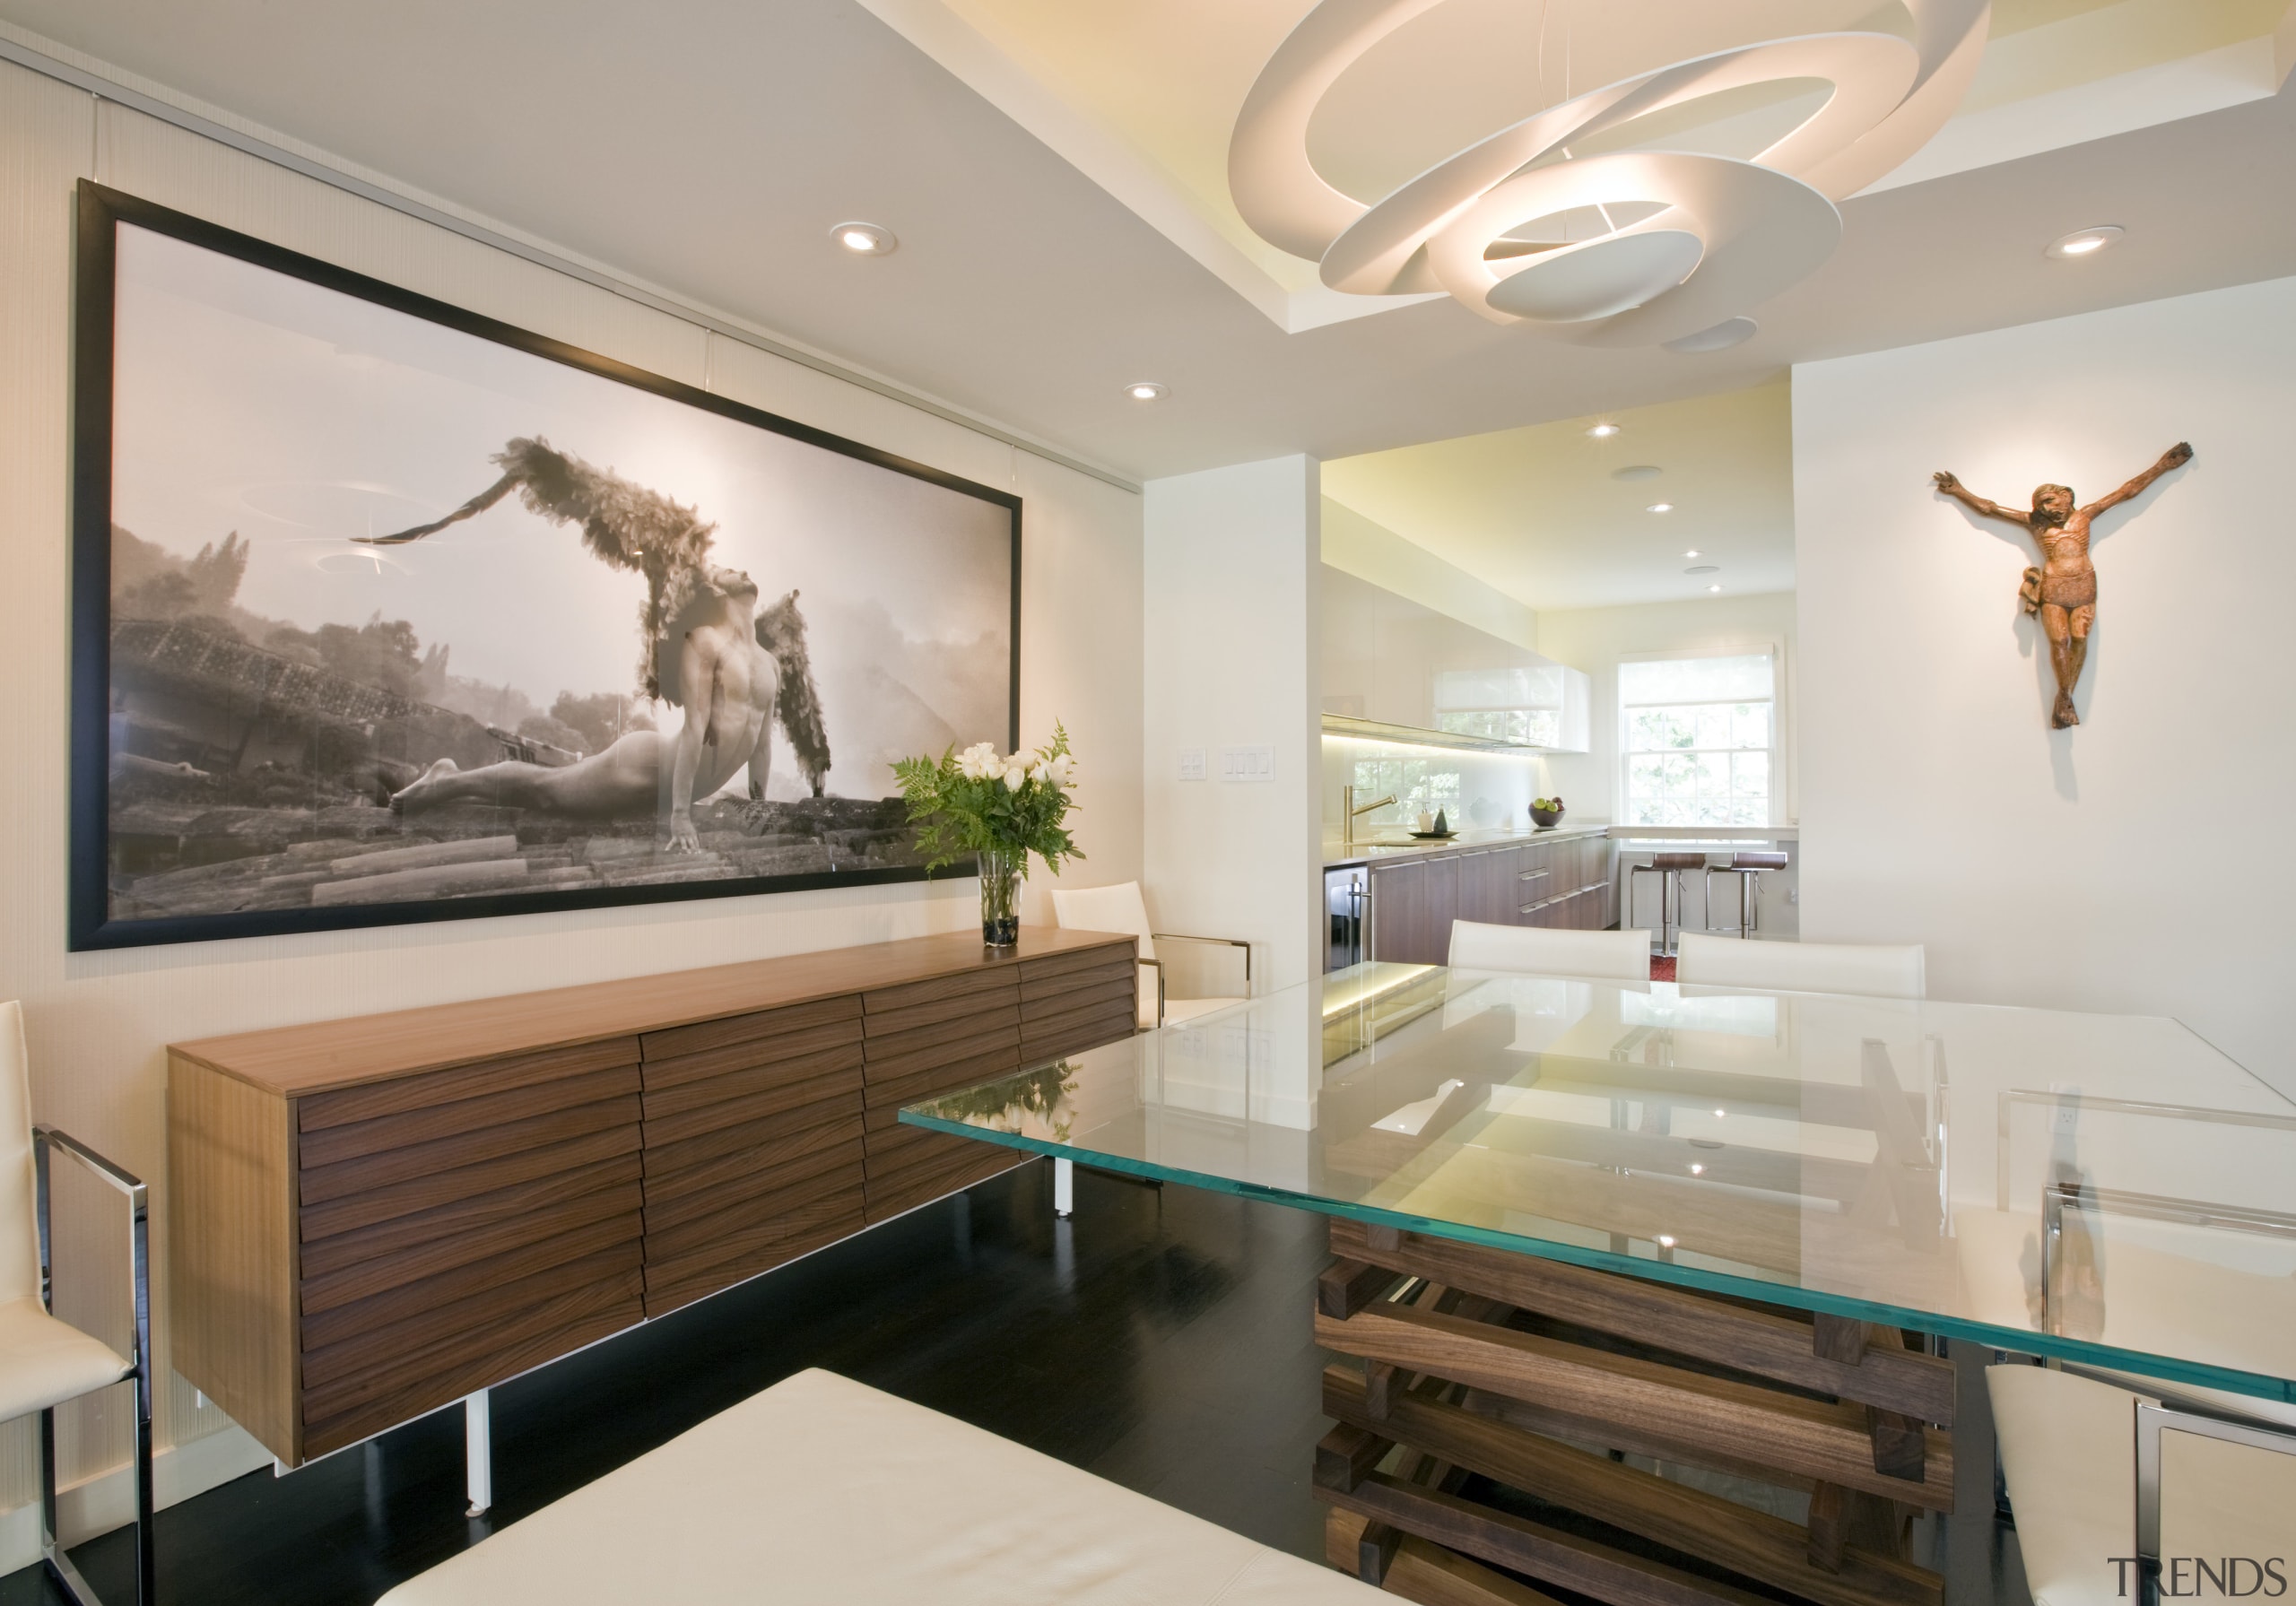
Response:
903,962,2296,1407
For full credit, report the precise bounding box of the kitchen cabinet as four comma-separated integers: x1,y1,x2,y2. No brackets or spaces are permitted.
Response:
1322,566,1590,751
1368,855,1456,966
1361,833,1615,968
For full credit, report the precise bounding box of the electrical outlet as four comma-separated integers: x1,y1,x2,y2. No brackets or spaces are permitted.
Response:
1786,888,1798,904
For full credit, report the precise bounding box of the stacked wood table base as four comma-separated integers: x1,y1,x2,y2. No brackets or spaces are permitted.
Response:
1312,1220,1952,1606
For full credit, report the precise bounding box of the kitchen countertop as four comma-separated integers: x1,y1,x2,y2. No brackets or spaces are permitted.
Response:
1324,821,1796,868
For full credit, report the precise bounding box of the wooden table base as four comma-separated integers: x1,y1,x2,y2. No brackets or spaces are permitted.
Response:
1313,1220,1952,1606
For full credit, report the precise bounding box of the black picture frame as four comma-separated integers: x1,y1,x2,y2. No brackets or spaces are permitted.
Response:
69,181,1022,951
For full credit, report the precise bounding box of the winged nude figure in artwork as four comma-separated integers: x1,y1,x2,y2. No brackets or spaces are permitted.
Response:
360,437,832,853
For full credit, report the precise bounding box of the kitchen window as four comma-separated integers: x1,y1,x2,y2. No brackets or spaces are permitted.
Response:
1620,651,1776,827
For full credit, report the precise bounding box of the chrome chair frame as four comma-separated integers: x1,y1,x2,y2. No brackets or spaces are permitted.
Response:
1624,856,1704,958
31,1124,152,1606
1138,933,1252,1028
2134,1398,2296,1602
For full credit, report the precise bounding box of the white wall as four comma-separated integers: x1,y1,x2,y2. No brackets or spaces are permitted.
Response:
0,60,1142,1540
1536,591,1799,825
1321,498,1538,650
1142,458,1321,1007
1795,274,2296,1096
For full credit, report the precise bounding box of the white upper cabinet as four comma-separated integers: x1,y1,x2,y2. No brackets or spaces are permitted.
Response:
1320,566,1588,751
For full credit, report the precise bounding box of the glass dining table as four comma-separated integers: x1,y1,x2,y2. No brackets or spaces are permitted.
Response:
905,960,2296,1410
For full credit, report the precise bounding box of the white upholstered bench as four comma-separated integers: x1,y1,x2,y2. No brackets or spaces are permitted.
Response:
377,1367,1382,1605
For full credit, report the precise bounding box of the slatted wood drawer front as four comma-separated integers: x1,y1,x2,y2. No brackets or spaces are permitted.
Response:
1018,944,1136,1063
636,995,865,1316
858,968,1023,1222
293,1040,647,1459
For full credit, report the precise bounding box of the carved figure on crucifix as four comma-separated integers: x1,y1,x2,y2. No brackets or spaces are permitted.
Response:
1933,442,2192,728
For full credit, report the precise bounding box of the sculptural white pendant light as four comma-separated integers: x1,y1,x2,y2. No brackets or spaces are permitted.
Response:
1228,0,1989,345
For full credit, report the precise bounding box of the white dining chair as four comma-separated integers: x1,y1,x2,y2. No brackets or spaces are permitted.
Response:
1674,933,1926,999
1988,1363,2296,1606
1049,882,1250,1029
0,1000,154,1606
1446,921,1652,983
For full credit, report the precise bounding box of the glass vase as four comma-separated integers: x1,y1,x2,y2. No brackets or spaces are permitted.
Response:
978,846,1023,947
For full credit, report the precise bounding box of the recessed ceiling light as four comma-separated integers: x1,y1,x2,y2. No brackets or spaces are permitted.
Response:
1688,1164,1705,1175
1686,564,1719,575
2046,225,2123,260
1612,464,1662,482
1707,584,1724,593
1647,502,1674,514
1125,381,1168,402
832,221,897,256
1586,422,1622,439
1683,549,1700,558
1656,1234,1678,1249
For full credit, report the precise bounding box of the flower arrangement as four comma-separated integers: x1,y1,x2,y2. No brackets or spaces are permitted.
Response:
893,724,1083,943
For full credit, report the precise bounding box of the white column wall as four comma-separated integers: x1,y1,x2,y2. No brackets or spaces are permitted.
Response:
1794,274,2296,1097
1141,457,1322,1005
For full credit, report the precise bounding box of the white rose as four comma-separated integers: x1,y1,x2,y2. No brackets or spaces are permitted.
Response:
1003,765,1027,791
957,742,1000,779
1047,754,1077,786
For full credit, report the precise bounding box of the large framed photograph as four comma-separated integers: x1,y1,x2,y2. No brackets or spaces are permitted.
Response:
69,183,1020,951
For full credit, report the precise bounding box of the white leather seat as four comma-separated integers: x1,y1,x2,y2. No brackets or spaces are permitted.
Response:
1447,921,1652,983
0,1000,150,1604
377,1367,1381,1605
1051,881,1248,1029
1988,1365,2296,1606
1675,933,1926,999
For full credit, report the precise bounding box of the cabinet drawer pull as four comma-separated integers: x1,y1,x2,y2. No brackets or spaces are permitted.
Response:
1518,869,1549,882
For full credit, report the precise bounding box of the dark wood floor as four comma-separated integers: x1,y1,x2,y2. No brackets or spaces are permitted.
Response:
4,1161,1334,1606
6,1157,2036,1606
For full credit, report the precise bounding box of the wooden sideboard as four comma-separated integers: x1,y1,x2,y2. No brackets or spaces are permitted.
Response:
167,925,1137,1466
1366,834,1616,966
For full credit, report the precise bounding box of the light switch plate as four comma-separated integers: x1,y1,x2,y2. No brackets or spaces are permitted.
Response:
1220,744,1274,783
1178,747,1205,782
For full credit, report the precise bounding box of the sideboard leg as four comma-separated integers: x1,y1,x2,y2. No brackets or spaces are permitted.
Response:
1054,1157,1074,1217
465,1390,491,1517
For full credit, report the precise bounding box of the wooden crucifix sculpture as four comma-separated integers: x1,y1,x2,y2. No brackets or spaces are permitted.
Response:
1934,442,2192,728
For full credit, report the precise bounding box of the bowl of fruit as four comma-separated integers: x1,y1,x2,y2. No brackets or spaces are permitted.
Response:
1529,796,1565,829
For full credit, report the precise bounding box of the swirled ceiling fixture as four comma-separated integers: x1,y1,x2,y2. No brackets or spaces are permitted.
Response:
1228,0,1989,346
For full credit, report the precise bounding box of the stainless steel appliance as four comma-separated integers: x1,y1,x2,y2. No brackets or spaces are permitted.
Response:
1325,865,1367,972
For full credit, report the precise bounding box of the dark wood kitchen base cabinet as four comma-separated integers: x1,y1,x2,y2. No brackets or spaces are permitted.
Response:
1368,836,1616,966
168,926,1135,1465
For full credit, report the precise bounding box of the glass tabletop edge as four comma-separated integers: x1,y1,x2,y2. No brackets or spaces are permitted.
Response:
897,1107,2296,1407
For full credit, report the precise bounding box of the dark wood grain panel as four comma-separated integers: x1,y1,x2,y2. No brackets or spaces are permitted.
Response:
1019,942,1135,985
300,1193,640,1322
303,1263,643,1428
1022,1012,1139,1065
861,966,1018,1018
1019,959,1134,1009
640,1042,863,1121
298,1038,640,1133
863,1143,1022,1223
1020,995,1135,1049
297,1124,640,1243
298,1095,640,1205
300,1243,639,1390
641,1213,862,1319
863,985,1034,1038
298,1065,639,1169
644,1177,867,1263
641,1105,858,1175
861,1044,1024,1111
861,1116,956,1164
639,1019,862,1092
1020,974,1133,1021
638,993,861,1063
641,1137,864,1233
860,1008,1020,1072
301,1286,642,1459
639,1067,858,1149
300,1152,640,1277
641,1191,865,1292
